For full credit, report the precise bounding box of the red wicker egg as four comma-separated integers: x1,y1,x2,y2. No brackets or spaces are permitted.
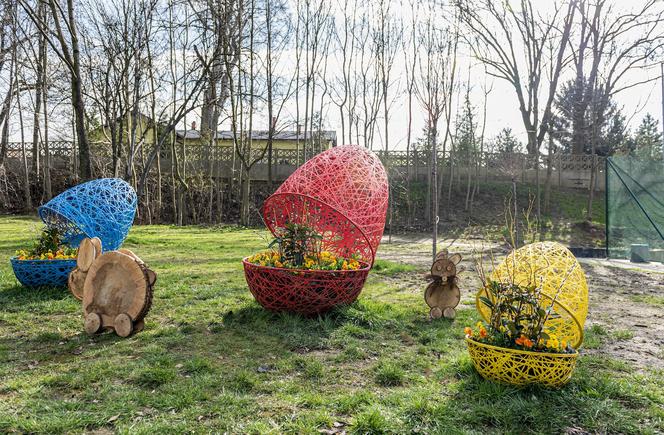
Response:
262,145,389,265
246,145,389,314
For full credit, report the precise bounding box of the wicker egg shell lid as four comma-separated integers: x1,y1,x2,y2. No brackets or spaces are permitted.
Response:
262,145,389,266
477,241,589,349
38,178,137,251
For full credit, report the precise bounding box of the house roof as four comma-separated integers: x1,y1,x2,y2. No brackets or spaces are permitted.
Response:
175,129,337,141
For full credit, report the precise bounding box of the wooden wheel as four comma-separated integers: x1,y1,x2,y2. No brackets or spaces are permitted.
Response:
114,313,133,337
430,307,443,319
83,251,154,336
85,312,102,334
443,307,456,319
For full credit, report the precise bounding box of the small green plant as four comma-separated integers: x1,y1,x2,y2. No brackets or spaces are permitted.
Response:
351,407,390,434
470,279,575,354
269,223,323,267
15,227,77,260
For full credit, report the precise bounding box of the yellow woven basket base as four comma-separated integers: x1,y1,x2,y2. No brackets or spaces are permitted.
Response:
466,338,577,388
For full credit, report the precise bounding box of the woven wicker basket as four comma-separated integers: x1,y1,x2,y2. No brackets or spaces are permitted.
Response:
243,259,370,316
10,257,77,288
466,337,578,388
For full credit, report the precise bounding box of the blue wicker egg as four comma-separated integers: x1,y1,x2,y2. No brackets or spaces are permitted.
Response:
38,178,137,251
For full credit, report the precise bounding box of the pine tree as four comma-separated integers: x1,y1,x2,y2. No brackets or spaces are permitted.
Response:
634,113,663,161
455,92,477,165
494,128,522,154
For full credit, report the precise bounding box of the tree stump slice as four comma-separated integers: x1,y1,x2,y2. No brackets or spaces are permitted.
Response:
134,319,145,333
84,312,102,335
424,281,460,309
77,238,97,273
114,313,133,337
117,248,143,264
83,251,154,337
90,237,102,258
68,268,87,301
430,307,443,319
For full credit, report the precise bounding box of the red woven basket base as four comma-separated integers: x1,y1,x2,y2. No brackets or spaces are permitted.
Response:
243,259,370,315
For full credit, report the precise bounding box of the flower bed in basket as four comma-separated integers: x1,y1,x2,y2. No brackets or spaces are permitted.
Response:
10,178,137,289
465,242,588,388
11,228,78,288
244,145,388,314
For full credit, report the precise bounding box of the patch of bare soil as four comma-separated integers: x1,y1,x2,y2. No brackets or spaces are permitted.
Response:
377,237,664,371
580,259,664,371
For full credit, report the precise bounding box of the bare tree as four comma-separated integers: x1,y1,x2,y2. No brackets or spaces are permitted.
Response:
458,0,576,156
416,1,459,261
20,0,93,179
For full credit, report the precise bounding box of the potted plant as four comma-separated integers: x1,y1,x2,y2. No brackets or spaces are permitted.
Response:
465,240,588,388
243,222,370,315
10,227,78,288
465,279,580,388
244,145,389,316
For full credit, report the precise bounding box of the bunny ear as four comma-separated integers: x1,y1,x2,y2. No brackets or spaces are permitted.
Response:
449,253,462,265
435,249,449,261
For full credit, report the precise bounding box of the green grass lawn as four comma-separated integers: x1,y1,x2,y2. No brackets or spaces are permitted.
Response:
0,216,662,434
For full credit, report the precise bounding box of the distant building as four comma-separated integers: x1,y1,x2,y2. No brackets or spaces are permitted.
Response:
88,113,163,146
174,128,337,151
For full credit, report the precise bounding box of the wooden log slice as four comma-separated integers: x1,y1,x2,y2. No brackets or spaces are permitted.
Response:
83,251,153,329
430,259,457,278
424,281,461,310
448,253,462,266
430,307,443,319
443,307,456,319
117,248,144,264
90,237,102,258
77,238,97,273
68,267,87,301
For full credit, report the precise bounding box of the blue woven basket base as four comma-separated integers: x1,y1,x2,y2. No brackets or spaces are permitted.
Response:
38,178,137,251
10,258,76,288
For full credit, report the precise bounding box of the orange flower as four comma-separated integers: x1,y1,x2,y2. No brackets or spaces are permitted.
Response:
515,334,533,348
479,327,488,338
464,327,473,337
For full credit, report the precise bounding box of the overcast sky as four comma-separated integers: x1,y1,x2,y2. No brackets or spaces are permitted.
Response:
5,0,663,149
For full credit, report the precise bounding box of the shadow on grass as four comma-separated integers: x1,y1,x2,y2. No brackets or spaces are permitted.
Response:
428,353,648,433
0,284,72,306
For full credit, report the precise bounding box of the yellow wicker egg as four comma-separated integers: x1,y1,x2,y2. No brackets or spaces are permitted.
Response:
477,241,589,349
